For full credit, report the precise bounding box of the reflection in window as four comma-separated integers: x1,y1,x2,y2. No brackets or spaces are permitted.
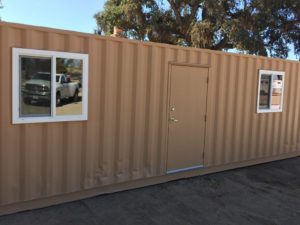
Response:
20,57,51,117
13,48,88,124
271,75,283,109
56,58,83,116
257,70,284,113
259,75,271,109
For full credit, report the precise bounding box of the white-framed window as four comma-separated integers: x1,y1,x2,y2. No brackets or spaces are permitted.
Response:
257,69,285,113
12,48,88,124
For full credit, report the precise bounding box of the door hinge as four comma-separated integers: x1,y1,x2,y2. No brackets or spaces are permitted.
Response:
204,115,207,122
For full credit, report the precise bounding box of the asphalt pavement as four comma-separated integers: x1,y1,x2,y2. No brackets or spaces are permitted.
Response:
0,157,299,225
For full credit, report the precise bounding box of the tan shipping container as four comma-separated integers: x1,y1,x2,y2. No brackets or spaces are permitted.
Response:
0,22,299,215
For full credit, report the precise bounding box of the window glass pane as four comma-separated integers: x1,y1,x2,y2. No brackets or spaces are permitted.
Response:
259,74,271,109
56,58,83,116
20,56,52,117
271,75,283,109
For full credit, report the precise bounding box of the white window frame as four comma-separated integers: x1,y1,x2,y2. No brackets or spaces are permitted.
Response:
12,48,88,124
257,69,285,113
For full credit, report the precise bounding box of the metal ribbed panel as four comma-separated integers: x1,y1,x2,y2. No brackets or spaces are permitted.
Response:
204,54,300,167
0,22,300,209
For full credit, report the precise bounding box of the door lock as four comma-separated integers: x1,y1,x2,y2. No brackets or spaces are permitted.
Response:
170,117,179,122
170,107,175,111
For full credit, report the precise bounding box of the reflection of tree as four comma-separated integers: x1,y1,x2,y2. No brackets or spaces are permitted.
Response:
78,60,83,70
56,58,68,74
0,0,3,21
21,57,51,79
56,58,83,74
56,58,83,87
66,59,75,68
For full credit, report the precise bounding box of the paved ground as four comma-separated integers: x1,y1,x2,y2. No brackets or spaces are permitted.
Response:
56,96,82,116
0,157,300,225
21,93,82,116
21,98,51,116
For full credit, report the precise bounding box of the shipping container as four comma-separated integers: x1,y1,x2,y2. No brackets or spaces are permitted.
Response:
0,21,299,215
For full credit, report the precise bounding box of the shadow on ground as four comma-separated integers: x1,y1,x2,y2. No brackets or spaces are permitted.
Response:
1,157,300,225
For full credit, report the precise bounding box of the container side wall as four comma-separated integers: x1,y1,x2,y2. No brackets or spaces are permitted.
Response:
0,22,299,209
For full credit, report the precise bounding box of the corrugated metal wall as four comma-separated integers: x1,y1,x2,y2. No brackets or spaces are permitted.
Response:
0,22,299,210
205,54,300,167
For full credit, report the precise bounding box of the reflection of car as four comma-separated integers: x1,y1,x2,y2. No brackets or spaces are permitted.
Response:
56,74,79,105
22,72,51,104
22,72,79,105
71,78,82,88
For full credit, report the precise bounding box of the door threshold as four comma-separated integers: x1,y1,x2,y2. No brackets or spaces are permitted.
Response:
167,165,204,174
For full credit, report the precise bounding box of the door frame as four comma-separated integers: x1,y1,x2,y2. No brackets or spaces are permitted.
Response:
165,62,211,174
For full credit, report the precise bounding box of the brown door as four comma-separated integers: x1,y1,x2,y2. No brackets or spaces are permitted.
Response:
167,65,208,173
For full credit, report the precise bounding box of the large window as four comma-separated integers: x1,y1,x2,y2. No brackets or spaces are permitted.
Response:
257,70,285,113
12,48,88,124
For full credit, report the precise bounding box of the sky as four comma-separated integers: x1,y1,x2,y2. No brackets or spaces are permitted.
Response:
0,0,297,60
0,0,105,33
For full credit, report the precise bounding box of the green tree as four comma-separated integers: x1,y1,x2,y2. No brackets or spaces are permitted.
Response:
0,0,3,21
94,0,300,58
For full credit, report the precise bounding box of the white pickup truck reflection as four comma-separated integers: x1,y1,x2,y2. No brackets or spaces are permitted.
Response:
22,72,80,106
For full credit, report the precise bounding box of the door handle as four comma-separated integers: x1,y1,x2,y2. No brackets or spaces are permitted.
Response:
170,118,179,122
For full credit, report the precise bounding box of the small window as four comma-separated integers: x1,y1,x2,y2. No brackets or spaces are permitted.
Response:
257,70,285,113
12,48,88,124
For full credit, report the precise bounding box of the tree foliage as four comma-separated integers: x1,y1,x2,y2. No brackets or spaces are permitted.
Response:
94,0,300,58
0,0,3,21
56,58,83,74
